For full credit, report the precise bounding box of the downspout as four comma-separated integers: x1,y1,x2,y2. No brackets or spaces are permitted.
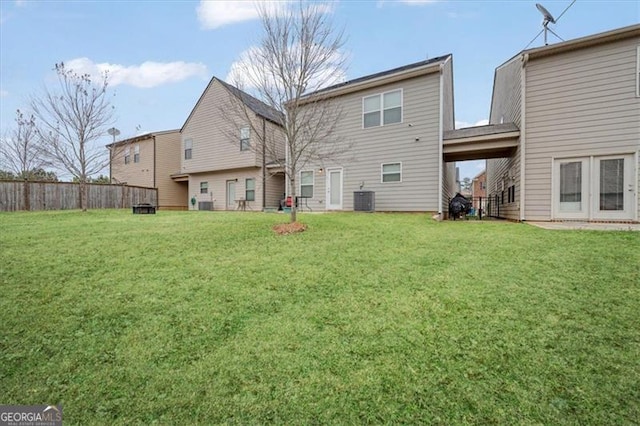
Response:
153,135,157,188
520,54,528,221
108,146,113,183
437,62,444,218
262,117,266,211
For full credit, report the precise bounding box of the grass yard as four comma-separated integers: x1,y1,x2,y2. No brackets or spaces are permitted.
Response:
1,210,639,424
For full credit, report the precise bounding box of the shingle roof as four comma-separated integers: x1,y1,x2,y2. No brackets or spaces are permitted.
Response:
216,79,284,125
302,54,451,98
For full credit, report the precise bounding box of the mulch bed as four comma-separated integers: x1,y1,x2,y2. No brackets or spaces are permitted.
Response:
272,222,307,235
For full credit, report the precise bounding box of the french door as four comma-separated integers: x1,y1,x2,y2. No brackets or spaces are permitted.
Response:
554,154,635,220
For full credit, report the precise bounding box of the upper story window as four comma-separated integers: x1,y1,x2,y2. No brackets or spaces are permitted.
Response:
200,181,208,194
300,170,314,197
124,147,130,164
381,162,402,183
184,139,193,160
245,178,255,201
133,144,140,163
240,127,250,151
363,89,402,128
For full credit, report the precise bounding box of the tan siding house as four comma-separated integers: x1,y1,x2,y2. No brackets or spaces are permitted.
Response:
487,24,640,222
108,130,187,210
295,56,456,214
179,77,285,211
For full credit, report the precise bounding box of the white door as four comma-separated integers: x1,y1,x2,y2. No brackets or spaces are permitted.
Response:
226,180,236,210
593,154,635,220
326,168,343,210
554,158,589,219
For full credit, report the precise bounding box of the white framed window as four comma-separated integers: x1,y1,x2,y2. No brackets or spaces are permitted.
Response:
184,139,192,160
133,144,140,163
200,181,208,194
124,147,130,164
245,178,255,201
381,162,402,183
363,89,402,128
240,127,250,151
300,170,314,197
636,46,640,97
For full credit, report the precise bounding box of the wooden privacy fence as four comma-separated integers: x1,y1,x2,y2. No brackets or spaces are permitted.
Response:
0,180,158,212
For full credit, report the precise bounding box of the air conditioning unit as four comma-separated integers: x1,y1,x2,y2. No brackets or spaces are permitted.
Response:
198,201,214,211
353,191,375,212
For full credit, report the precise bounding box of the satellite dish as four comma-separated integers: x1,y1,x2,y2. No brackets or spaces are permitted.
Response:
535,3,558,45
107,127,120,142
536,3,556,24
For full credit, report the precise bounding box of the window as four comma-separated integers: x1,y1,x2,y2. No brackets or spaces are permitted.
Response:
381,162,401,183
240,127,250,151
133,145,140,163
363,89,402,128
184,139,192,160
300,171,314,197
508,185,515,203
124,148,130,164
200,181,208,194
245,178,255,201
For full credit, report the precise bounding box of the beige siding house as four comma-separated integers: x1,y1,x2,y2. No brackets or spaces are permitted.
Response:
487,24,640,222
295,56,456,214
108,130,187,210
177,77,285,211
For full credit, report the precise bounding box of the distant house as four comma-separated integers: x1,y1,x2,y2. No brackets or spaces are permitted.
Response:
175,77,285,211
486,24,639,222
471,169,486,211
108,129,187,210
294,56,457,215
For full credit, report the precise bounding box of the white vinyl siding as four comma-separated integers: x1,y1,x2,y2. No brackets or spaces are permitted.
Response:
381,162,402,183
363,89,403,128
300,170,314,197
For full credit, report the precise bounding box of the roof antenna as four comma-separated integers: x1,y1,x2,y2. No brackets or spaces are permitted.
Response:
536,3,557,45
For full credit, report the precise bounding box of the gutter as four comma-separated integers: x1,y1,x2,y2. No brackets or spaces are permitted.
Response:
437,62,444,218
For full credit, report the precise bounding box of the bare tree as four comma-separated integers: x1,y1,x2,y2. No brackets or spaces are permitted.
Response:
0,109,49,179
226,1,350,223
31,63,114,211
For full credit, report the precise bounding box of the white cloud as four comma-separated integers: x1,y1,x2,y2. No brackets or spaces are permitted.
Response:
196,1,334,30
455,119,489,129
398,0,438,5
65,58,208,89
226,45,347,94
196,1,288,30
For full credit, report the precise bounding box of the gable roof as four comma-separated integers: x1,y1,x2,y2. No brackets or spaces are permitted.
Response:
180,77,284,132
497,23,640,69
299,54,452,103
106,129,179,148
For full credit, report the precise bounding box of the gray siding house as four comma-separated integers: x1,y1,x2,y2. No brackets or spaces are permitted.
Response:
487,24,640,222
294,56,457,215
176,77,286,211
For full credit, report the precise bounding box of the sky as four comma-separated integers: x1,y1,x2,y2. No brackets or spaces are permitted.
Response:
1,0,638,180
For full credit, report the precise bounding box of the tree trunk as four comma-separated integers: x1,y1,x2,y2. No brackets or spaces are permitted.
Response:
79,180,87,211
289,176,297,223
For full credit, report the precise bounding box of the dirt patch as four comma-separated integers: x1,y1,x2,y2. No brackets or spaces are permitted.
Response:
272,222,307,235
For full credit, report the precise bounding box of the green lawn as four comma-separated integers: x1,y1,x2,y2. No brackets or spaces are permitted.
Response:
1,210,639,424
